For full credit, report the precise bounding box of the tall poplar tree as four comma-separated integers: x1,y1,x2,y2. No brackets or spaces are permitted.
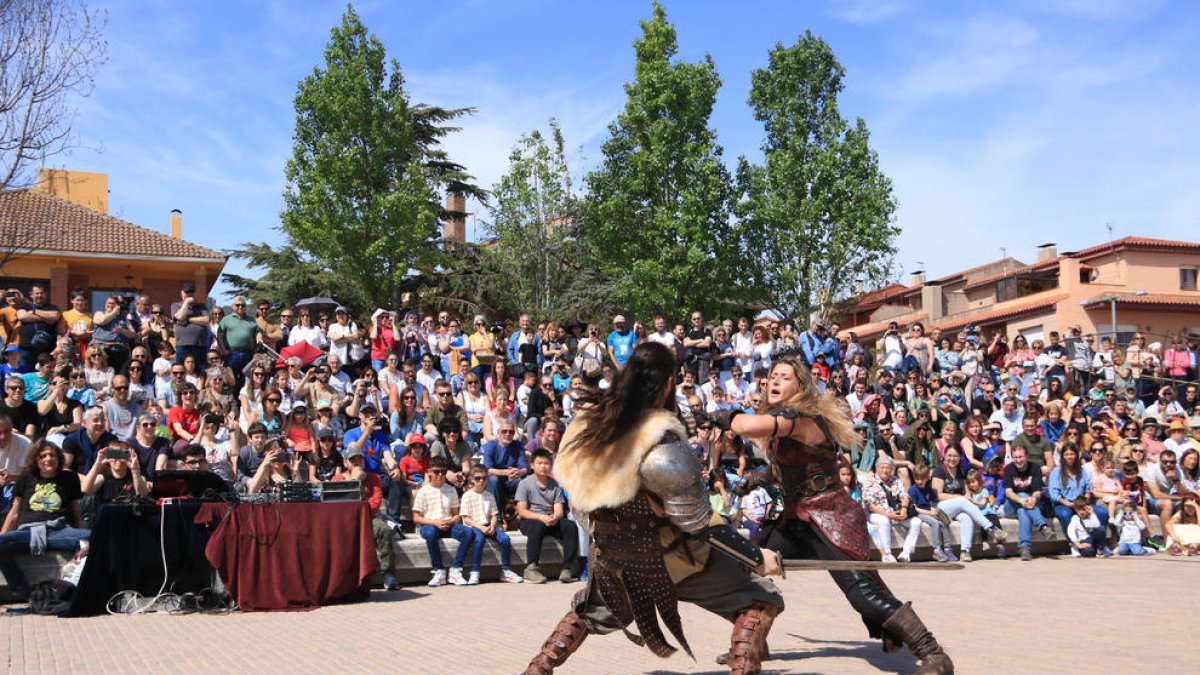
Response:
584,2,744,320
737,31,898,322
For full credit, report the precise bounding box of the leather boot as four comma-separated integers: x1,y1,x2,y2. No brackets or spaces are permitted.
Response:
881,602,954,674
524,610,589,675
726,602,778,675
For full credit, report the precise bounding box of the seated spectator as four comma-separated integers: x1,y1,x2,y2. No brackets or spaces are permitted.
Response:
102,374,138,441
909,464,954,562
482,420,528,508
1066,499,1110,557
246,439,294,494
397,433,430,496
282,403,316,456
1163,497,1200,555
932,447,999,562
428,417,472,488
1113,501,1153,556
516,448,578,583
167,383,202,456
523,418,562,464
482,387,516,444
388,387,424,450
1091,452,1124,523
426,380,469,440
0,346,20,384
460,463,522,585
412,455,473,587
81,442,148,504
1048,443,1107,535
708,468,732,518
38,372,82,448
81,347,113,401
0,441,88,600
334,445,398,590
62,407,116,474
235,422,272,487
129,412,170,480
734,477,771,544
309,428,344,482
0,415,32,517
343,401,395,516
0,377,39,438
196,413,238,483
966,469,1006,558
66,368,97,409
1003,446,1052,561
862,455,922,563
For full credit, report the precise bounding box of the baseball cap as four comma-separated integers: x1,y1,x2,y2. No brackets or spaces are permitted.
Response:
335,306,348,314
359,401,378,413
405,433,427,447
343,445,364,459
181,281,196,293
613,314,627,324
317,427,336,439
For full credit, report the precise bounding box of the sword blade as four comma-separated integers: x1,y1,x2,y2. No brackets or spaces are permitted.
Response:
781,559,963,571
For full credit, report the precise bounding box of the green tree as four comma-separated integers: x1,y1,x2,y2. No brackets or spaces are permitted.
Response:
737,31,898,322
584,2,744,320
481,119,612,322
281,5,477,310
220,241,365,313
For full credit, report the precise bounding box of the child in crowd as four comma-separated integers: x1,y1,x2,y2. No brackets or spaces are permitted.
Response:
707,468,732,518
516,370,536,420
460,464,523,584
398,433,430,494
1066,498,1111,557
0,345,19,384
966,469,1005,558
412,455,473,586
734,477,771,543
909,464,956,562
153,341,175,404
1120,459,1153,532
1115,501,1154,556
705,386,732,415
1092,453,1124,523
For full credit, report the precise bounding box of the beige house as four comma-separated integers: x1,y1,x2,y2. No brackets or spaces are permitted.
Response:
0,169,225,308
840,237,1200,347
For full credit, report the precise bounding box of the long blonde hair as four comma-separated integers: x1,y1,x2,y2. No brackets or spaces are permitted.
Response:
757,357,860,451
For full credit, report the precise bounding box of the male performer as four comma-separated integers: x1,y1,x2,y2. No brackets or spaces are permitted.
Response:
729,356,953,674
524,343,784,675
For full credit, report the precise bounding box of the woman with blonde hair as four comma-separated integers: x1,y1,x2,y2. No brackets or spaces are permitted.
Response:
730,357,953,673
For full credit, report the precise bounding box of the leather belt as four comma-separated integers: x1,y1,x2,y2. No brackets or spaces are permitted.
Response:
781,470,838,501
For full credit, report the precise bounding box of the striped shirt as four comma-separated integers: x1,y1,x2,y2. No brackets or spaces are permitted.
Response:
412,483,459,520
460,488,499,528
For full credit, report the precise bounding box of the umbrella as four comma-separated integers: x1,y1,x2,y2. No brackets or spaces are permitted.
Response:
272,341,327,370
294,296,339,312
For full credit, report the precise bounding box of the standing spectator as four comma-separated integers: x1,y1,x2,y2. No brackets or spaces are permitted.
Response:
647,315,675,348
0,289,23,348
288,309,325,349
412,455,473,587
1003,446,1052,561
369,310,397,373
605,315,637,370
749,324,774,376
91,294,137,373
482,420,528,507
467,315,499,383
507,313,542,378
682,311,713,381
0,441,88,600
217,296,260,393
516,448,579,583
326,306,360,371
16,283,63,374
170,282,210,366
461,463,523,584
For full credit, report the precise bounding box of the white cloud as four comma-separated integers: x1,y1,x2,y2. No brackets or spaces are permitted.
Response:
827,0,907,24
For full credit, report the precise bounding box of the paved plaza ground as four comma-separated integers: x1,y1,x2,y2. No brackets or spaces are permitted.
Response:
4,555,1197,674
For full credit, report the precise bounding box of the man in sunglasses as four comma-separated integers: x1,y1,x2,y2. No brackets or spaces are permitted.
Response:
1145,449,1185,522
482,420,528,509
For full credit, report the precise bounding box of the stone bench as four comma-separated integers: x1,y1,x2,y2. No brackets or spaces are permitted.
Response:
1,517,1166,593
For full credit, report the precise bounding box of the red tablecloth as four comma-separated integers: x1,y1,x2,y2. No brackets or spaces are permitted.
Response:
194,501,378,611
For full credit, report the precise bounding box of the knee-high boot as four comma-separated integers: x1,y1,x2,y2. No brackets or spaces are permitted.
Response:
881,602,954,674
524,610,589,675
726,602,779,675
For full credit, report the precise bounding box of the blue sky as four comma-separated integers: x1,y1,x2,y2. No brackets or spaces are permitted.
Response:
60,0,1200,300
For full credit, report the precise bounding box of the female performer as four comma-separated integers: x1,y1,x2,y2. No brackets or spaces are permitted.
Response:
730,357,953,675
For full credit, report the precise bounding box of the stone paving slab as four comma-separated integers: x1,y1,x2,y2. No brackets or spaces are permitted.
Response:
4,555,1199,674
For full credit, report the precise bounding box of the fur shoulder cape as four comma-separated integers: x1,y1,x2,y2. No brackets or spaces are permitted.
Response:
555,409,686,514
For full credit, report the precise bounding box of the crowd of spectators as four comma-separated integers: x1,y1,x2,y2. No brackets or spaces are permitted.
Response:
3,280,1200,599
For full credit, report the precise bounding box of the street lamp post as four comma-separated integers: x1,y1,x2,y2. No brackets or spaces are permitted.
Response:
1080,290,1149,347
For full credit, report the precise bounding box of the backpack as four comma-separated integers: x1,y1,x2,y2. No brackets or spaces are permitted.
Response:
29,579,75,616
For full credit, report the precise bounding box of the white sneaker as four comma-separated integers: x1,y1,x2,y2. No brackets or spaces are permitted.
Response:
501,569,524,584
1071,548,1082,557
467,570,480,585
428,569,447,587
448,567,468,586
897,551,912,563
883,553,898,563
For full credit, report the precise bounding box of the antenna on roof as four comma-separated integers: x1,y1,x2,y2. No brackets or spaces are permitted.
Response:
999,247,1007,272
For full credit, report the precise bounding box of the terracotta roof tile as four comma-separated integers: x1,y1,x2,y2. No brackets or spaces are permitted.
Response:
1084,292,1200,308
0,189,225,260
1075,236,1200,259
934,293,1067,332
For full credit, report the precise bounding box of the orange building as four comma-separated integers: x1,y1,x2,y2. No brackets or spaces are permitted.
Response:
0,169,226,309
839,237,1200,347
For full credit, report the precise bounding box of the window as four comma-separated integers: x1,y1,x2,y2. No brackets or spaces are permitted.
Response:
1181,268,1197,291
90,289,137,311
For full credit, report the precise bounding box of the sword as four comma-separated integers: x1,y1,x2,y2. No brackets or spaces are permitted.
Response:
782,559,963,572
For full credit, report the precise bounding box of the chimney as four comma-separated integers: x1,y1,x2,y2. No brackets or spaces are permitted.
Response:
1037,242,1057,262
170,209,182,239
910,270,926,287
443,193,466,241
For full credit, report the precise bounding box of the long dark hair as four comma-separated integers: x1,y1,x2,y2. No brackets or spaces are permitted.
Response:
566,342,677,452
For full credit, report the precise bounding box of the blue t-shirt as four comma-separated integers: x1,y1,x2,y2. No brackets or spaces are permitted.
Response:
342,427,391,474
606,329,637,366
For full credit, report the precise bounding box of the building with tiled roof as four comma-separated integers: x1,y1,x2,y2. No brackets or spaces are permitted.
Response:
838,236,1200,349
0,169,226,308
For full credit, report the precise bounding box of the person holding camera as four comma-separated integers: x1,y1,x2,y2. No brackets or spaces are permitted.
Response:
81,443,147,504
90,294,137,374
